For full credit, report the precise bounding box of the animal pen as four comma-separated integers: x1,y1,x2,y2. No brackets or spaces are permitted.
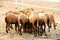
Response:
0,0,60,40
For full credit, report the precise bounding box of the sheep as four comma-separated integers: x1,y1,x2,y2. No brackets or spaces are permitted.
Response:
43,13,56,32
39,10,56,32
18,13,29,35
37,13,47,36
28,13,38,37
37,10,56,32
23,8,39,33
5,11,18,30
21,8,36,33
5,11,22,33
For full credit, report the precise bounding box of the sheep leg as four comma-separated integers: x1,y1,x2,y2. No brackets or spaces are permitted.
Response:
34,28,37,37
10,24,13,29
6,23,8,33
48,22,51,32
24,24,27,33
53,19,56,30
15,24,17,31
19,26,22,35
47,20,50,32
30,24,32,34
44,24,47,36
48,23,51,32
28,23,32,34
37,23,40,36
40,26,43,36
28,26,30,33
41,26,43,35
39,25,43,36
38,26,39,36
33,25,37,37
8,24,10,31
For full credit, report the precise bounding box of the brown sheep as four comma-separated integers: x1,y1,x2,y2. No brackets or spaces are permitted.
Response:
28,13,38,37
5,11,19,29
5,11,22,33
37,13,47,36
23,8,40,33
21,8,36,33
37,10,56,32
39,10,56,32
18,13,29,35
43,13,56,32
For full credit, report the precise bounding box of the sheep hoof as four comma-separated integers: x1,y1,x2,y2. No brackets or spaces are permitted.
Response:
34,35,37,37
11,27,13,29
54,28,56,30
6,31,8,33
19,33,22,35
48,30,50,32
8,28,10,31
15,29,17,32
18,31,19,33
45,34,47,36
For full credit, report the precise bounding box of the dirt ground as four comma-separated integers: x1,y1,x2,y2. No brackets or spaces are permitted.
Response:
0,1,60,40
